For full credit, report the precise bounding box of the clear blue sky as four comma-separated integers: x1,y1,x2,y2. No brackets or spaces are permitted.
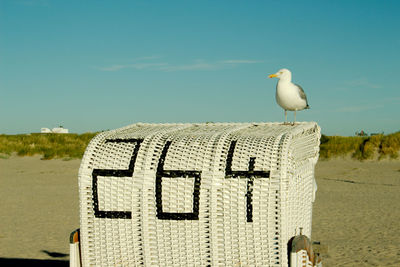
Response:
1,0,399,136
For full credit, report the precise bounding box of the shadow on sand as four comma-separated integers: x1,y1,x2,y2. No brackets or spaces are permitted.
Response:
0,258,68,266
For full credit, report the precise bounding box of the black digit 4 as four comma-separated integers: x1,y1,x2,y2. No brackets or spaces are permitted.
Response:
225,141,270,222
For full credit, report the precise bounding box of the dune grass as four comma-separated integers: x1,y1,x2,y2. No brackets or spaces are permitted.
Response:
0,133,96,160
320,131,400,160
0,131,399,160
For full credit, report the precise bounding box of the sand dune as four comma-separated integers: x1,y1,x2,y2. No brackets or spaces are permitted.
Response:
0,156,399,266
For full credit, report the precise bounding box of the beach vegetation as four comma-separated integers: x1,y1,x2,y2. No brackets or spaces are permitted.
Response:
0,133,96,160
320,131,400,160
0,131,399,160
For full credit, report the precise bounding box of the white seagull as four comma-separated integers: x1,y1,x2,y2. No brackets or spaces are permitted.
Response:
268,68,309,124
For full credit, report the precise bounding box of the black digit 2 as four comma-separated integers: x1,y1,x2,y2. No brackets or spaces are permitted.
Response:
92,138,143,219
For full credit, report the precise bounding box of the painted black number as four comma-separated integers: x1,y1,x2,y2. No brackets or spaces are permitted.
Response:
225,140,270,222
92,139,269,222
92,138,143,219
156,141,201,220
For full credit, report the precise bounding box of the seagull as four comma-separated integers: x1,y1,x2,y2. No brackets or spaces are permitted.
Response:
268,68,309,124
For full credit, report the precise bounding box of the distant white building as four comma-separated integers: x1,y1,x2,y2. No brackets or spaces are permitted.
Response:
52,126,69,133
41,128,52,133
41,126,69,134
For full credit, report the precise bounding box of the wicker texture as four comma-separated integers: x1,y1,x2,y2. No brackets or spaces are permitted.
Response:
78,122,320,266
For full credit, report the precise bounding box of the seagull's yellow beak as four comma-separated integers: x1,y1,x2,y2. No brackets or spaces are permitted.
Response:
268,74,277,78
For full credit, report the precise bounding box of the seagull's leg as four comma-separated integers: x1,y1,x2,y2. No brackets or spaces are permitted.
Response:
294,110,296,124
285,110,287,124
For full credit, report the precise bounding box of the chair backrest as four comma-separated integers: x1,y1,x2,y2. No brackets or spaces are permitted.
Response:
78,122,321,266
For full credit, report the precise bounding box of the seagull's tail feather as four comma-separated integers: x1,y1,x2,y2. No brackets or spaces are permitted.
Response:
305,104,310,109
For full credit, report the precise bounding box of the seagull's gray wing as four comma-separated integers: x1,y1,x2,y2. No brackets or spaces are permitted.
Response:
295,84,310,108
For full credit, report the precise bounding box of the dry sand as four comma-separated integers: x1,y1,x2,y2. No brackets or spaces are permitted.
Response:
0,156,399,266
0,156,80,266
313,158,400,266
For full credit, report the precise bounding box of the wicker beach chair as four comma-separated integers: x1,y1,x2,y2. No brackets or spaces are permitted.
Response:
70,122,321,266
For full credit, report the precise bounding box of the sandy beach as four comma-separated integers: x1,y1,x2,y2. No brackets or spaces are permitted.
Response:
1,156,399,266
312,158,400,266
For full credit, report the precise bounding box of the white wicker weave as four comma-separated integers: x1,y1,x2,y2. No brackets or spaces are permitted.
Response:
77,122,321,266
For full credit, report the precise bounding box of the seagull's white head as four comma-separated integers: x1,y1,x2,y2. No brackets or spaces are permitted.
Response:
268,68,292,81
